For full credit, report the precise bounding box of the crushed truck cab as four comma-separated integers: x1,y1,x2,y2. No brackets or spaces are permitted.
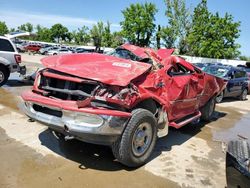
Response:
21,44,226,167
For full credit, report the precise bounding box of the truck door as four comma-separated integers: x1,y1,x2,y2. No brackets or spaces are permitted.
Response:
165,63,199,121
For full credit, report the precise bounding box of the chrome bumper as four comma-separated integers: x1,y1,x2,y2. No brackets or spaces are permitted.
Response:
22,102,129,145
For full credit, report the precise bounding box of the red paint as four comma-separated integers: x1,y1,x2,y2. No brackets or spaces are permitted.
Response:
23,44,41,52
157,48,175,59
42,71,92,84
41,53,151,87
22,90,131,117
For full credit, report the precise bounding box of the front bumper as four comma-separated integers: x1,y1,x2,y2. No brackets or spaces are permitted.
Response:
21,97,130,145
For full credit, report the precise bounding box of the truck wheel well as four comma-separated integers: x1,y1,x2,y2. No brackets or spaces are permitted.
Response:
0,64,10,75
132,99,160,115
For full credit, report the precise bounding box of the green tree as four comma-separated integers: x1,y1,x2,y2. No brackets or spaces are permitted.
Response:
36,25,52,42
163,0,192,53
110,31,124,48
50,23,68,43
160,26,176,49
25,23,33,32
0,21,8,35
18,24,26,31
72,26,90,45
187,0,241,59
120,2,157,47
156,25,161,49
102,22,113,47
18,23,33,32
239,55,250,61
9,28,15,32
90,22,104,51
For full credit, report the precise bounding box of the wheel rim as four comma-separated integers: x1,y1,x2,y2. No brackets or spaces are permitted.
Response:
242,89,247,100
216,93,223,102
132,122,153,157
0,71,4,83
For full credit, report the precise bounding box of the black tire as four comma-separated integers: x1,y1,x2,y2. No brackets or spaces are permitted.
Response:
239,88,248,101
112,109,157,167
200,97,216,121
0,65,10,87
53,53,57,56
215,91,224,103
226,140,250,187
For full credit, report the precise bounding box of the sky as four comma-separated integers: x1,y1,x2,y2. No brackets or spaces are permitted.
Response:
0,0,249,56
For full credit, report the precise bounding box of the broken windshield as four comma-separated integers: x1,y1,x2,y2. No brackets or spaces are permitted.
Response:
203,66,230,78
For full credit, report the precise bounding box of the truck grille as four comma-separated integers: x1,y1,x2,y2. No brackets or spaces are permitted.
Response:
39,70,97,101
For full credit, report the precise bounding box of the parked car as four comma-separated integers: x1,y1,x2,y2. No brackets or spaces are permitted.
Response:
226,140,250,188
238,65,250,94
15,43,25,53
41,44,51,48
23,44,41,53
47,48,73,56
0,36,26,86
21,44,226,167
76,48,95,53
193,62,223,70
203,65,248,103
39,46,59,55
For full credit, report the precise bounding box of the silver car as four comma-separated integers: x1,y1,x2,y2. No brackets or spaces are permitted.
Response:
47,48,73,56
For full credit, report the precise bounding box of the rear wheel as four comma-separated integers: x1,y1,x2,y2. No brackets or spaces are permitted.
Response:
112,109,157,167
200,97,216,121
0,65,10,87
239,89,248,101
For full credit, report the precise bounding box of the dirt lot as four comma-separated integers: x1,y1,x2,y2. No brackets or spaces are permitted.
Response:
0,53,249,188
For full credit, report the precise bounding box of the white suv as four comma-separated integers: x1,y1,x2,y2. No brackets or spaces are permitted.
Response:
0,36,26,86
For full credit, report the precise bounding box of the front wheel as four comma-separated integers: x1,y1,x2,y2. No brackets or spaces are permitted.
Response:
0,65,10,87
239,89,248,101
112,109,157,167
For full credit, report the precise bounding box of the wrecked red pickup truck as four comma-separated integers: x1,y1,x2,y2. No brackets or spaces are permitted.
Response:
21,44,226,167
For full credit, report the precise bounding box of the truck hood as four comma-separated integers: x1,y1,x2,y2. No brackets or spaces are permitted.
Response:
41,53,152,86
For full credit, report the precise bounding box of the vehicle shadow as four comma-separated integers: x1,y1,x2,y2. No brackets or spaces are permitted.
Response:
5,79,34,87
150,110,227,160
38,110,227,171
38,129,128,171
220,97,248,103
